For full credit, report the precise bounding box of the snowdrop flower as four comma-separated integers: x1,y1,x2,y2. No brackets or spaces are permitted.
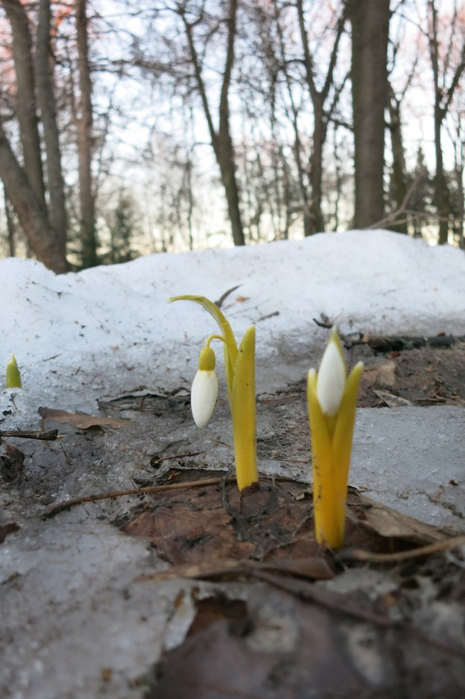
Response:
6,354,22,388
307,328,363,548
171,295,258,491
191,344,218,428
316,339,345,417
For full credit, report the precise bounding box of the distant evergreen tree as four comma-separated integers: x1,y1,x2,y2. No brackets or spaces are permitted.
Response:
407,148,435,238
109,193,138,264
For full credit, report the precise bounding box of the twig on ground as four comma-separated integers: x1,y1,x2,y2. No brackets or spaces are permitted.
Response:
0,429,59,441
337,536,465,563
45,477,225,518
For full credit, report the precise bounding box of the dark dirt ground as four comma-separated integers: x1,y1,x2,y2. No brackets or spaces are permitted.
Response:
1,338,465,699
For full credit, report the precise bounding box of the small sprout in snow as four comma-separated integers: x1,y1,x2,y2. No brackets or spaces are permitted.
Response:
6,354,22,389
170,295,258,491
307,328,363,548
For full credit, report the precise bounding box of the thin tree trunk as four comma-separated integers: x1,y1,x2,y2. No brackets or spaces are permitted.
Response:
387,87,408,234
0,122,68,273
433,105,450,244
36,0,67,257
456,162,464,248
3,186,15,257
182,0,245,246
308,100,325,233
348,0,390,228
296,0,347,235
427,0,465,244
76,0,98,267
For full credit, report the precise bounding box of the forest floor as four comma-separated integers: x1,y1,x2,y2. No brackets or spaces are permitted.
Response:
1,338,465,699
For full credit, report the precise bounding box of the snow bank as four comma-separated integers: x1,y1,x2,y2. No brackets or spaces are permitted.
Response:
1,230,464,425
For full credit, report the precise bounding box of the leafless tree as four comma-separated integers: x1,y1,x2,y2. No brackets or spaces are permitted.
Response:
178,0,245,246
76,0,98,266
427,0,465,244
296,0,348,235
0,0,68,272
36,0,67,256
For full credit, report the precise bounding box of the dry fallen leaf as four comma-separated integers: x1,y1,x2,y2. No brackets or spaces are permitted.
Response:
358,492,454,543
38,407,130,430
372,389,412,407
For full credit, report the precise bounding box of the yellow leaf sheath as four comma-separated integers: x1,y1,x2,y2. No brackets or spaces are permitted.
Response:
307,361,363,548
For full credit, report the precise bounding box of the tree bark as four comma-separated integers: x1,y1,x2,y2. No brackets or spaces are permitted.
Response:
76,0,98,267
35,0,68,257
308,99,325,234
1,0,45,207
0,122,68,273
387,86,408,234
348,0,390,229
3,186,15,257
182,0,245,246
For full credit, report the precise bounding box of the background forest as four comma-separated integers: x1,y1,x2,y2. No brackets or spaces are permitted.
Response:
0,0,464,273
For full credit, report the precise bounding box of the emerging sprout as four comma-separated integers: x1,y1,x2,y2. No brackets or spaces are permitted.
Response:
170,295,258,491
6,354,22,389
307,328,363,548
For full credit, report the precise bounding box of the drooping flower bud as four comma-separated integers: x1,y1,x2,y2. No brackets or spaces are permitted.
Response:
191,345,218,428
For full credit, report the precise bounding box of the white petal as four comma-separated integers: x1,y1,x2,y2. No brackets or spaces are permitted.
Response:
316,341,345,416
191,370,218,427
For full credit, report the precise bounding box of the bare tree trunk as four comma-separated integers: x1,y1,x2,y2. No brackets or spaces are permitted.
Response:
1,0,45,207
181,0,245,246
3,186,15,257
387,86,408,234
308,100,325,234
456,162,464,248
348,0,390,228
0,123,68,273
35,0,67,257
76,0,98,267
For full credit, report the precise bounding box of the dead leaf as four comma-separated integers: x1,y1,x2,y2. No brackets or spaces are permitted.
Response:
123,471,319,565
38,407,130,430
0,444,25,482
372,389,412,407
375,361,396,386
358,493,454,543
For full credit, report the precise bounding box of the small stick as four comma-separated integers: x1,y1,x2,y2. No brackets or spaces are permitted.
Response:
337,535,465,563
45,473,302,518
45,477,225,518
0,429,59,441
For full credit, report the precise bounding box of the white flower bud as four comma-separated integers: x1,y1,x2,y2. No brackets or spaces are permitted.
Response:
316,340,345,417
191,369,218,427
191,342,219,428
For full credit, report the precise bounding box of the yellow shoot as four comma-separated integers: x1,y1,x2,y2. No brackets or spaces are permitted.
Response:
6,354,22,389
170,295,258,491
307,329,363,548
